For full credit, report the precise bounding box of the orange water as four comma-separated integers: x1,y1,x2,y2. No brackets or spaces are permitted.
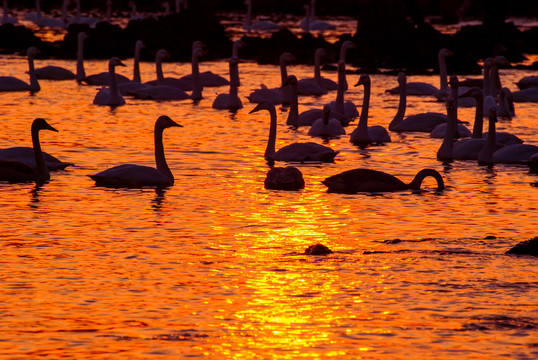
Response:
0,53,537,359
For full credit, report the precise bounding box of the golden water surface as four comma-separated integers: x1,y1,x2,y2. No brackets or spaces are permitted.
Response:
0,52,537,359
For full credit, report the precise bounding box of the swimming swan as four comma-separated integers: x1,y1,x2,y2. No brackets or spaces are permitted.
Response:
144,49,191,91
212,57,242,110
0,47,40,93
250,101,339,163
243,0,283,32
89,115,182,187
322,168,445,193
248,52,294,104
180,42,229,87
2,0,17,24
93,57,127,106
350,74,391,146
308,104,346,138
264,166,305,191
328,60,358,119
0,118,58,183
296,48,329,95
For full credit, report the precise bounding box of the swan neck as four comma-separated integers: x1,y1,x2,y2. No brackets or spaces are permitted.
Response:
314,52,321,83
439,53,448,91
229,61,238,97
245,1,252,27
390,81,406,130
280,58,288,86
408,169,444,191
28,52,39,92
191,53,202,100
472,92,484,138
156,56,164,82
287,82,298,125
265,107,277,159
478,112,496,164
357,82,370,131
437,105,456,160
154,124,173,182
31,126,50,181
105,2,111,22
76,35,86,82
133,45,142,83
483,65,491,97
109,63,119,95
335,68,345,113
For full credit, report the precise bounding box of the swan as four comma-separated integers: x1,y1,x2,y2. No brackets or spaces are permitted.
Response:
296,48,329,96
128,1,145,21
248,52,294,104
212,57,242,110
231,40,244,86
34,64,75,80
0,47,40,93
430,76,471,138
300,0,335,32
328,60,359,120
243,0,283,32
322,168,445,193
515,75,538,90
89,115,182,187
249,101,339,163
118,40,148,95
264,166,305,191
179,42,229,87
93,57,126,106
386,48,452,96
350,74,391,146
2,0,17,24
69,0,101,26
0,118,58,183
0,120,71,172
437,97,458,161
285,75,348,127
144,49,192,91
308,104,346,138
497,87,515,118
298,48,337,92
512,87,538,103
488,55,508,96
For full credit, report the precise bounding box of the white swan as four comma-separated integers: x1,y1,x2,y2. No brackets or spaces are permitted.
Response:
389,72,447,132
386,48,452,96
0,47,40,93
243,0,283,32
350,74,391,146
328,60,359,119
264,166,305,191
0,118,58,183
1,0,17,24
212,57,242,110
300,0,335,32
118,40,148,95
308,104,346,138
248,52,293,104
179,42,229,87
296,48,329,95
93,57,126,106
250,101,339,163
144,49,192,91
322,168,445,193
89,115,182,187
0,119,71,172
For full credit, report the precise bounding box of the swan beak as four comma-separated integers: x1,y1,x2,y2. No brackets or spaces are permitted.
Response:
45,123,59,132
118,60,127,67
249,103,263,114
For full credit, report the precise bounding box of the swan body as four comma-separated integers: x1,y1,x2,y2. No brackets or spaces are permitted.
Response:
89,115,182,187
70,0,101,26
0,146,71,171
308,104,346,138
327,60,358,120
243,0,283,32
0,47,40,93
322,168,445,193
250,101,338,163
350,74,391,146
248,52,293,104
300,0,335,32
512,87,538,103
264,166,305,191
179,42,229,87
0,118,58,183
34,65,75,80
297,48,330,95
516,75,538,90
212,57,242,110
386,49,452,95
430,123,471,139
144,49,192,91
490,144,538,165
93,57,127,106
127,85,190,101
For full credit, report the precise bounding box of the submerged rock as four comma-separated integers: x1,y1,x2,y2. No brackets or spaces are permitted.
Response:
305,244,333,255
506,237,538,256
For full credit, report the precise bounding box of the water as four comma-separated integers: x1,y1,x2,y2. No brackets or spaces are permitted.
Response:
0,52,537,359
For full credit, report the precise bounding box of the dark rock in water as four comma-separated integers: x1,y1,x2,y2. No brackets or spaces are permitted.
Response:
506,237,538,256
305,244,333,255
0,24,43,53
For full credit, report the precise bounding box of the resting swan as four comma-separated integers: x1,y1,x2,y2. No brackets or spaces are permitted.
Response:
0,118,58,183
248,52,294,104
0,47,40,93
296,48,328,96
250,101,339,163
350,74,391,146
212,57,242,110
264,166,305,191
144,49,191,91
322,168,445,193
93,57,126,106
179,42,229,87
89,115,182,187
308,104,345,138
386,48,452,96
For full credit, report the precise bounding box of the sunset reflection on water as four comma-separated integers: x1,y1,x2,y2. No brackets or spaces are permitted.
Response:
0,27,537,358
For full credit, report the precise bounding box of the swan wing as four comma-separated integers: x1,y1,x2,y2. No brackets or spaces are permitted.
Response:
89,164,172,187
323,168,406,193
35,66,76,80
0,76,30,91
274,142,338,163
0,147,71,170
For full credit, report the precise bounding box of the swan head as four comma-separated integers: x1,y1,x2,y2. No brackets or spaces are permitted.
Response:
27,47,39,58
493,55,509,66
156,115,183,130
156,49,169,60
355,73,370,87
483,58,494,70
249,101,275,114
439,48,453,58
322,104,331,122
78,32,87,41
193,41,205,50
341,40,355,52
109,57,126,68
135,40,144,50
397,72,406,85
32,118,58,133
283,75,297,86
314,48,326,58
280,52,295,63
193,47,205,58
